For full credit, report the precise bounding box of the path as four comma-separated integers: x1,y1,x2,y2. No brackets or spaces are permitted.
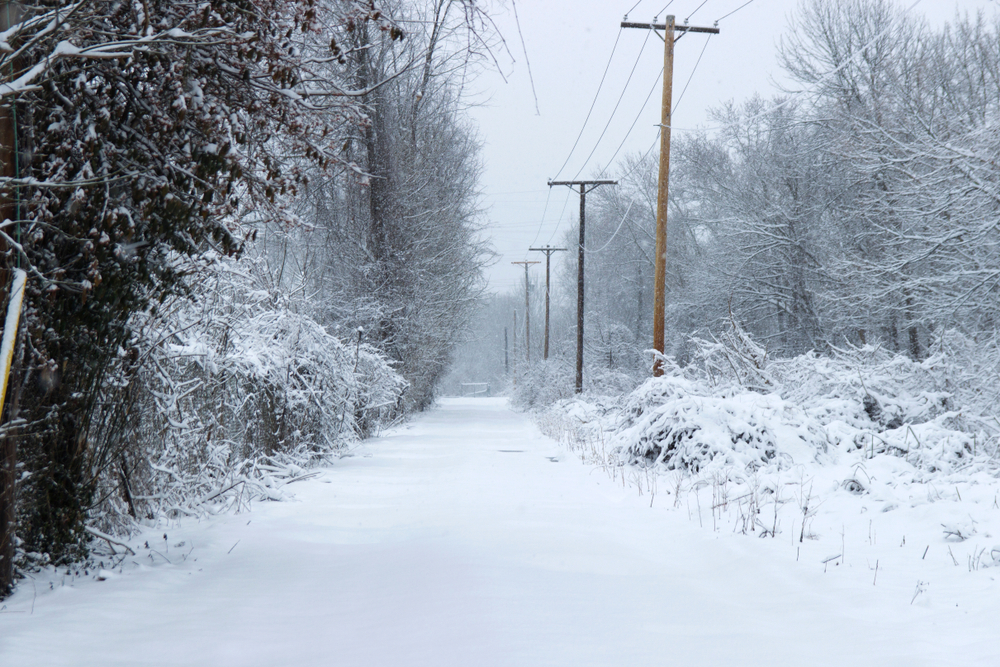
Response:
1,398,996,666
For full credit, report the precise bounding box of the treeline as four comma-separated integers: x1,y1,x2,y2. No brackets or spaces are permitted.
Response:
462,0,1000,402
0,0,491,596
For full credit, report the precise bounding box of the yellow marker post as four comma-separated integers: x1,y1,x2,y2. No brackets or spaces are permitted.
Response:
0,269,26,418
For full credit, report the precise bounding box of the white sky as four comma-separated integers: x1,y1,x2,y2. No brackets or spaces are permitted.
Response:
467,0,997,294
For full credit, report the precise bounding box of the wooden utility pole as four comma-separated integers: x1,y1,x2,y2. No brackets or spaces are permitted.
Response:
512,309,518,384
504,327,509,374
512,310,517,361
622,17,718,375
511,261,540,363
548,180,617,393
528,245,567,361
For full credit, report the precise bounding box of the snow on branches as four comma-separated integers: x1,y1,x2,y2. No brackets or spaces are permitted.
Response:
86,250,405,533
0,0,404,568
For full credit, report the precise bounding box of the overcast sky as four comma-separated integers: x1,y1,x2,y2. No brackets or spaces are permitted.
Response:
467,0,997,294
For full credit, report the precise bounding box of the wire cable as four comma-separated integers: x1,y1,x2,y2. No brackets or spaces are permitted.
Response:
715,0,757,24
656,1,676,20
570,27,653,181
533,28,625,253
510,0,540,115
600,67,663,175
661,0,926,135
586,199,636,253
671,33,712,115
685,0,711,23
593,30,712,179
545,186,577,245
528,186,554,249
617,129,660,185
550,28,624,182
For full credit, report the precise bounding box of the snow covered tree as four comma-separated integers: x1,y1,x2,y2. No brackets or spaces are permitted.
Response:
0,0,398,590
290,0,494,410
670,98,837,354
545,0,1000,370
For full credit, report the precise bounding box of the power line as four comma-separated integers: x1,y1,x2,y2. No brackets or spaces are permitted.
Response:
551,28,624,182
624,0,644,19
617,130,661,184
546,185,577,245
587,199,636,253
685,0,712,23
656,2,677,20
715,0,757,24
510,0,540,115
541,22,651,246
528,186,554,248
570,27,653,181
653,0,926,135
672,33,713,115
595,32,713,181
600,67,663,175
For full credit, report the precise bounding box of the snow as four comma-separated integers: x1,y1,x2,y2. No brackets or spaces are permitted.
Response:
2,398,999,666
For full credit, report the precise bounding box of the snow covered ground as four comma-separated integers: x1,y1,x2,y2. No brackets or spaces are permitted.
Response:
2,397,999,666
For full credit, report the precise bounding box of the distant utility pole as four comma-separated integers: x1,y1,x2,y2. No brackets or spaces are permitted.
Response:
511,261,540,363
622,16,719,376
504,327,509,374
548,179,617,393
528,245,567,361
512,310,517,385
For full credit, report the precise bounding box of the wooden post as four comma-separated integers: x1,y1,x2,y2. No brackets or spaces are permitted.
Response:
511,309,517,387
529,245,567,360
548,180,617,393
504,327,509,374
652,16,675,376
511,261,539,364
622,17,719,376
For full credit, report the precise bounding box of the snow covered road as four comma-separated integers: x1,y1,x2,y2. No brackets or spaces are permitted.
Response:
2,398,997,666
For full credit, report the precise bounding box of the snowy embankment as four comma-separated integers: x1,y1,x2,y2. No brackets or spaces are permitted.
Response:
537,336,1000,605
1,398,999,665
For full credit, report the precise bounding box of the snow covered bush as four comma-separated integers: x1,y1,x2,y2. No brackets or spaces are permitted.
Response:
611,379,821,473
85,253,405,532
509,357,646,411
689,315,774,393
509,360,576,410
543,325,1000,479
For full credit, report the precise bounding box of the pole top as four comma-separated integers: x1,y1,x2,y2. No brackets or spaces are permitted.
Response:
548,179,618,187
621,21,719,34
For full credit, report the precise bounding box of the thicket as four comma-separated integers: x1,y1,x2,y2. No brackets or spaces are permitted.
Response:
0,0,492,597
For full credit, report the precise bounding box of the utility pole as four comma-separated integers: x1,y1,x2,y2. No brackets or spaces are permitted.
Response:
622,16,718,375
511,261,540,364
504,327,509,374
548,180,617,393
512,310,517,361
528,245,567,361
